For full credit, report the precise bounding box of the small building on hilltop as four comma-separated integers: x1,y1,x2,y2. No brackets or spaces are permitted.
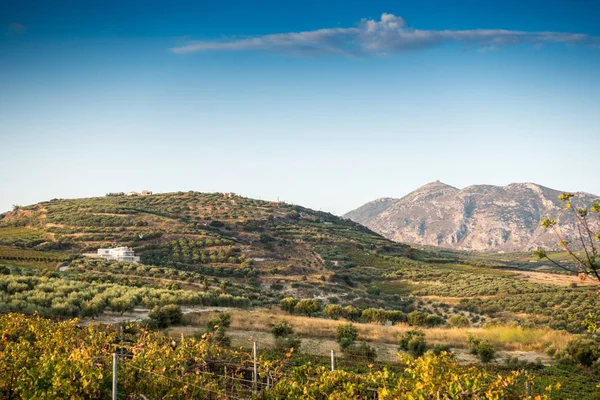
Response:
83,247,140,263
140,190,153,196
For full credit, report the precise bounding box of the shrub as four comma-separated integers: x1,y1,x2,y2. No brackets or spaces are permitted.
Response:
280,297,298,314
342,305,361,321
294,299,321,317
448,314,470,328
366,286,380,296
362,308,387,324
271,320,293,338
274,336,301,353
431,344,452,356
343,342,377,361
324,304,343,320
407,311,427,327
271,320,301,352
206,312,231,331
148,305,183,328
564,336,600,367
398,329,427,358
336,323,358,349
424,314,445,327
386,310,407,325
467,335,496,363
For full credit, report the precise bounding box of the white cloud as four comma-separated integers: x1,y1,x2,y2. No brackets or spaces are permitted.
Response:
4,22,27,37
171,13,599,56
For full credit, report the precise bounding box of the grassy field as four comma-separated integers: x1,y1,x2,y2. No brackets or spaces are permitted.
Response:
182,308,571,352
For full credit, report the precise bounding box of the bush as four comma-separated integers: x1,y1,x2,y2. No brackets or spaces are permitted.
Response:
343,342,377,361
564,336,600,367
336,323,358,349
407,311,427,327
448,314,470,328
206,312,231,331
386,310,407,325
366,286,380,296
342,305,361,321
424,314,445,327
467,335,496,363
274,336,301,353
148,305,183,328
294,299,321,317
362,308,387,324
431,344,452,356
398,329,427,358
323,304,343,320
280,297,298,314
271,320,293,338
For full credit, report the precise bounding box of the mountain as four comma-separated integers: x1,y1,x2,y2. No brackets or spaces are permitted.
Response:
344,181,600,252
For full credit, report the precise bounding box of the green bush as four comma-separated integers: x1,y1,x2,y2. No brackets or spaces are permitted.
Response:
343,342,377,361
323,304,343,319
467,335,496,363
424,314,445,327
448,314,470,328
398,329,427,358
564,336,600,367
407,311,427,327
148,305,183,328
271,320,293,338
294,299,321,317
366,286,380,296
274,336,301,353
336,323,358,349
431,344,452,356
280,297,298,314
206,312,231,331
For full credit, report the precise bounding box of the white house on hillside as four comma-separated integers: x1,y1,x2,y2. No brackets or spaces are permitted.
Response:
84,247,140,263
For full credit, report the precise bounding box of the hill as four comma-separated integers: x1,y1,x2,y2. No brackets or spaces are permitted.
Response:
0,191,417,304
344,181,600,252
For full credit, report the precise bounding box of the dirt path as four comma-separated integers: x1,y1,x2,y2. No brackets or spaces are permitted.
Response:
80,306,233,325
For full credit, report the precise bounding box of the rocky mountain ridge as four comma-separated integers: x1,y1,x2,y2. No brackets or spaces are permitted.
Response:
344,181,600,252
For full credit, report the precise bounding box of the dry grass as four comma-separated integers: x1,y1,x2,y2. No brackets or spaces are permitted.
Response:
182,308,571,352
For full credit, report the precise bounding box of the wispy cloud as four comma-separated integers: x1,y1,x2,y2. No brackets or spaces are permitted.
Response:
171,13,599,56
4,22,27,37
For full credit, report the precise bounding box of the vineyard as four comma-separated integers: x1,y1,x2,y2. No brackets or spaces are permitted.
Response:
0,314,560,399
0,245,72,263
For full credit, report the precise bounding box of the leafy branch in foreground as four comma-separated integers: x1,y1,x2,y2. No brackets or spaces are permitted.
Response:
535,193,600,283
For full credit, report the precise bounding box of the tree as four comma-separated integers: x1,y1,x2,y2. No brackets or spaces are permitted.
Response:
323,304,343,320
448,314,470,328
535,193,600,283
407,311,427,327
294,299,320,317
280,297,298,314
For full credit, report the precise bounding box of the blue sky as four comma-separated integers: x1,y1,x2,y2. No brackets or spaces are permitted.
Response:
1,0,599,215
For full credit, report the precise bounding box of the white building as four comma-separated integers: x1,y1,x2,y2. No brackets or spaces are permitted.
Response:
85,247,140,263
141,190,153,196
